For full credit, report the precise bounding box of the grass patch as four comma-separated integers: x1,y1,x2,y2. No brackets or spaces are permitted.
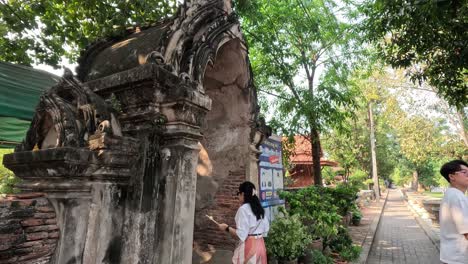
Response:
423,191,443,198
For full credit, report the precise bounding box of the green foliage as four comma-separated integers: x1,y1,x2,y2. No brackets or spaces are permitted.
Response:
282,136,297,176
390,165,412,186
374,111,405,180
328,225,361,261
361,0,468,109
339,245,362,262
328,225,352,253
363,179,374,186
321,166,335,185
396,116,442,167
409,157,449,190
410,159,460,189
265,214,312,261
423,191,444,199
348,169,368,189
238,0,367,185
325,184,359,216
280,186,342,240
0,0,179,66
322,99,372,180
0,149,19,194
109,93,122,113
308,249,333,264
351,204,362,226
436,175,449,188
416,163,439,189
342,66,467,191
280,186,362,261
372,80,466,188
351,205,362,222
280,184,359,251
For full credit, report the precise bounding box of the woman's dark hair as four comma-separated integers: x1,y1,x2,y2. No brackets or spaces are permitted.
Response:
239,181,264,220
440,159,468,183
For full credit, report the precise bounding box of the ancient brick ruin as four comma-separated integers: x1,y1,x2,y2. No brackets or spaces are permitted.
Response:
0,193,58,263
2,0,269,263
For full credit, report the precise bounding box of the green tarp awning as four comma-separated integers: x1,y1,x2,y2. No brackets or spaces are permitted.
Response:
0,62,60,147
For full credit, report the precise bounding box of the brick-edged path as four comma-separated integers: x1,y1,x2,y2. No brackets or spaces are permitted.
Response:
366,189,440,264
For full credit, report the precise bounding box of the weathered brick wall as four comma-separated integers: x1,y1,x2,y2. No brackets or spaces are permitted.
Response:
194,171,245,251
0,193,58,264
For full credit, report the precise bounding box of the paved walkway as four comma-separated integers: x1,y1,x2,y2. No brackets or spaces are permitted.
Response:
366,189,440,264
349,191,387,264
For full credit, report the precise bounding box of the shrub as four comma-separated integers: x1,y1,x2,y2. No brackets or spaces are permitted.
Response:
309,249,333,264
325,184,359,216
348,169,368,189
351,205,362,225
351,206,362,221
0,149,19,195
322,166,336,185
329,225,353,253
339,245,361,261
265,214,312,261
279,186,341,240
363,179,374,186
279,185,361,260
328,226,361,262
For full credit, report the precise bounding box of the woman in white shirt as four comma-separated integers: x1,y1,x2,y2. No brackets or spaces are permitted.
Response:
218,181,269,264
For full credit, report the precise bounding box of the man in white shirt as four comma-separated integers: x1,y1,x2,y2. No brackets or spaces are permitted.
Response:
439,160,468,264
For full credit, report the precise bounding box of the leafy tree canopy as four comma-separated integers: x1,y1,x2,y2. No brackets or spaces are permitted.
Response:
324,66,466,188
376,80,464,187
238,0,365,130
361,0,467,109
238,0,368,184
322,97,371,179
0,0,179,66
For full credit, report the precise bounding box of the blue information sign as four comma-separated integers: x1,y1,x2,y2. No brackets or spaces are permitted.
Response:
258,135,285,222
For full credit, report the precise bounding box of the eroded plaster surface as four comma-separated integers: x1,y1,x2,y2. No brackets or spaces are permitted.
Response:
3,1,269,263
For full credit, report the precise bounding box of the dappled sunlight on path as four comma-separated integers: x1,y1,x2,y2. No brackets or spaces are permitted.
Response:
366,189,440,264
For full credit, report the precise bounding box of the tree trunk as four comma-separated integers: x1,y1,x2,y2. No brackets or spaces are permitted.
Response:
369,102,380,200
456,110,468,147
412,170,418,191
305,64,322,185
311,128,322,186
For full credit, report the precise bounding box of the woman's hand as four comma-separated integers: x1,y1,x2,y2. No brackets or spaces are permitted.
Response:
218,223,228,232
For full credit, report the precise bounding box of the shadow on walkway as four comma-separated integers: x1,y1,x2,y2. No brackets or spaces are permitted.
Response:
366,189,440,264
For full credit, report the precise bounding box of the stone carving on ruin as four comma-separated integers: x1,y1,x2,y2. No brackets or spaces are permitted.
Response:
17,69,122,152
3,0,270,263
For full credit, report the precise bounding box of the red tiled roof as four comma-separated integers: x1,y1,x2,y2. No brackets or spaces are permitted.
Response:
283,135,338,166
